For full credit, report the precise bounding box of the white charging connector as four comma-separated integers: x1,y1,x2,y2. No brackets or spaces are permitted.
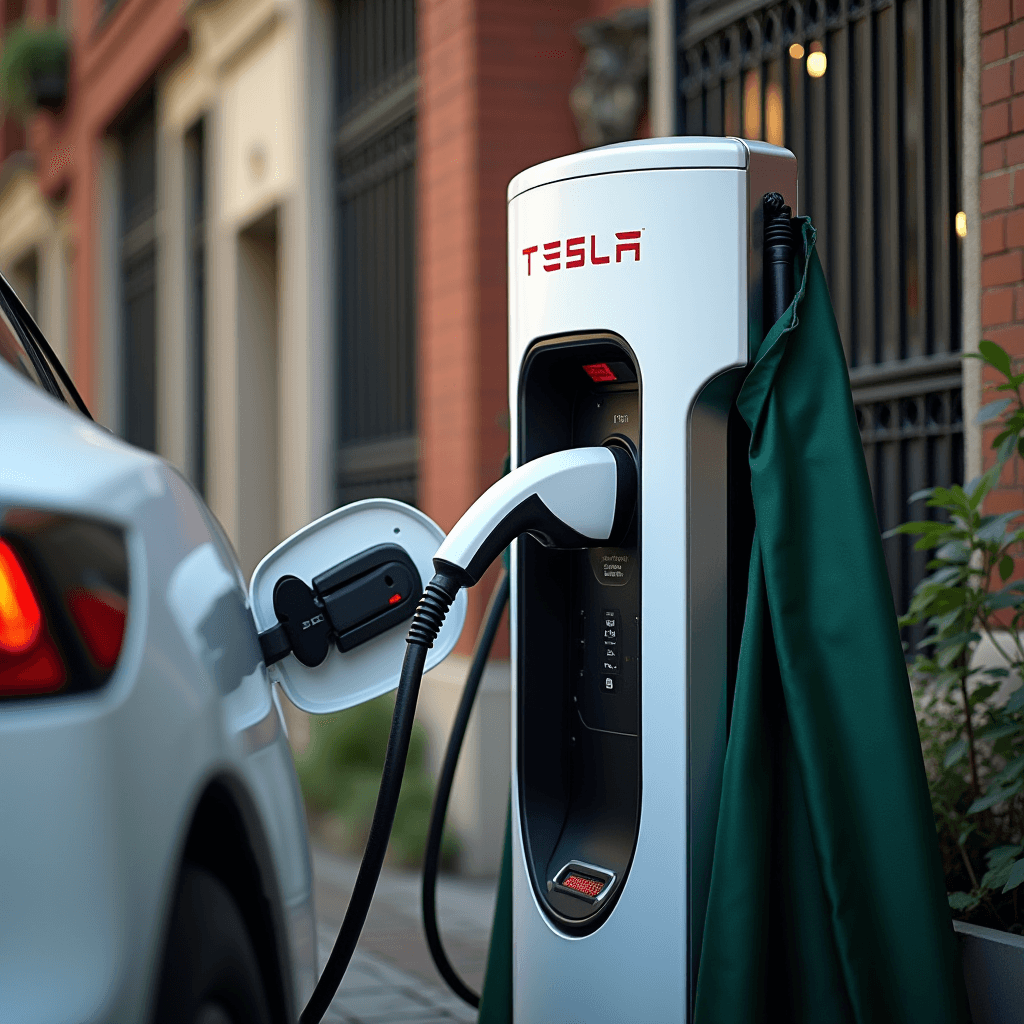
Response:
434,444,638,587
301,444,637,1024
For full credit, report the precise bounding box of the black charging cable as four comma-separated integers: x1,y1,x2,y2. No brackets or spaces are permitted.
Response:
299,571,461,1024
300,445,636,1023
421,566,510,1008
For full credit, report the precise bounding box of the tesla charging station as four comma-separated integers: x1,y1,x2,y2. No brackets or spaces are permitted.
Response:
505,138,796,1020
264,136,804,1024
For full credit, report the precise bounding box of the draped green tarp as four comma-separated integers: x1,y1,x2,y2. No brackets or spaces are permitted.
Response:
693,220,968,1023
477,797,512,1024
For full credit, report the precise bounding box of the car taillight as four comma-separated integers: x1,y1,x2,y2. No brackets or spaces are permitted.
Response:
0,510,129,700
0,539,65,695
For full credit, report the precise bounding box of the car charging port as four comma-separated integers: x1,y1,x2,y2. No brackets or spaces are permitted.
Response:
258,544,422,667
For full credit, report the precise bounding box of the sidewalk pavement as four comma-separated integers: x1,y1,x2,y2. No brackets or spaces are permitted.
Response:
313,845,497,1024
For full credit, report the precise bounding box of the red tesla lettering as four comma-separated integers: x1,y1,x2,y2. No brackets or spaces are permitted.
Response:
615,230,641,262
591,235,610,265
543,240,561,272
566,236,585,268
522,245,538,276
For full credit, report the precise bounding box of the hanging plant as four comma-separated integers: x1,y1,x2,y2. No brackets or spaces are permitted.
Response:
0,24,68,117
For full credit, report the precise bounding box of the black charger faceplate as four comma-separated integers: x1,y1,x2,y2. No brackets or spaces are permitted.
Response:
258,544,422,666
517,332,642,935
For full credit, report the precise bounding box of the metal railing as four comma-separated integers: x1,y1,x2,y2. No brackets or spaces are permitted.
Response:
679,0,964,627
334,0,418,508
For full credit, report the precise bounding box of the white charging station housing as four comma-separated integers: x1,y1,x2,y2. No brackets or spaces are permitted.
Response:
507,138,796,1021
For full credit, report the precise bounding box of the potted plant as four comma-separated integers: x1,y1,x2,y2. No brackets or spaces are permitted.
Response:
0,23,68,117
892,339,1024,1018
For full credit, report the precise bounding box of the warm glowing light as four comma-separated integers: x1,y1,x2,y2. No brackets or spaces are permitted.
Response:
743,71,761,140
955,211,968,238
0,539,40,654
765,83,784,146
789,42,805,59
807,50,827,77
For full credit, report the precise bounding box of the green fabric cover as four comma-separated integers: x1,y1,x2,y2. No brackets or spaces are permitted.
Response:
693,220,968,1022
477,797,513,1024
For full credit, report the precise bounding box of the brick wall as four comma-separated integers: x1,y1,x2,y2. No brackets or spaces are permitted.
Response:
980,0,1024,511
418,0,590,652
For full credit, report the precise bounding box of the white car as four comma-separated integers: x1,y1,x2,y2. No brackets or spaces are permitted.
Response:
0,274,318,1024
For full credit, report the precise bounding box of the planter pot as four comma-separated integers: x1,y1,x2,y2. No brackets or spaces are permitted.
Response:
29,65,66,112
955,919,1024,1023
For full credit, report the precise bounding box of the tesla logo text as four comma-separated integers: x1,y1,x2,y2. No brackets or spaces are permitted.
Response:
521,231,641,276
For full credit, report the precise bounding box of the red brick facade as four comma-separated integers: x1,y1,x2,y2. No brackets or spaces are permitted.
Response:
27,0,185,408
981,0,1024,506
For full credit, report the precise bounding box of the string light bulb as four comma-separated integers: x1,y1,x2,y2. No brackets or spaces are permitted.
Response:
807,48,827,77
789,42,805,59
955,211,968,238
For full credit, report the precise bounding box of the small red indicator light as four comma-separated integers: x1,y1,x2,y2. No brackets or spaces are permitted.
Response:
389,593,402,606
561,873,605,898
583,362,617,383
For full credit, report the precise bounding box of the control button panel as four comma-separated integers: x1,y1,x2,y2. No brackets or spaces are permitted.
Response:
575,596,637,735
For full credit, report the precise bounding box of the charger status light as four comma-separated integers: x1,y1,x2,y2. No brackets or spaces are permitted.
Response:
561,873,605,898
583,362,617,383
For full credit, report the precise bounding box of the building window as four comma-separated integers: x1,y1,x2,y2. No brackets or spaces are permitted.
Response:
679,0,963,632
333,0,417,507
119,92,157,453
185,119,207,496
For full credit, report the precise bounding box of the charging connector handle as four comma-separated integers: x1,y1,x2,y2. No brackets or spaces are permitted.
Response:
433,445,636,586
301,444,637,1024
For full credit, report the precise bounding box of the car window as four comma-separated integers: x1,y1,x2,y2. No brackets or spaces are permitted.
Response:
0,300,48,390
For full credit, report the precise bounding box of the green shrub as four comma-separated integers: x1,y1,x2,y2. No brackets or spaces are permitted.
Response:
892,339,1024,932
0,24,67,116
295,694,458,869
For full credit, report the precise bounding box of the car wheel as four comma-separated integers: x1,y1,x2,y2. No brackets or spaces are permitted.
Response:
154,862,273,1024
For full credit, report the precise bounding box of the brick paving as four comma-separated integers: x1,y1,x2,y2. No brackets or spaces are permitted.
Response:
313,846,495,1024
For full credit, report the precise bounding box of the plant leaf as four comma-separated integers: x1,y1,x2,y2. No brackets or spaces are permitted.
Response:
948,891,981,911
999,432,1018,464
1001,554,1016,581
943,737,967,768
1004,859,1024,894
977,398,1014,424
969,780,1024,814
979,339,1014,377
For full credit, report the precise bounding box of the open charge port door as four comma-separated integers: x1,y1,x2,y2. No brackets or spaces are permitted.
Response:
517,333,641,934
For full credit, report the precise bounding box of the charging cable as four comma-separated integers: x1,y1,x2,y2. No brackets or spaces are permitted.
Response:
300,444,637,1024
422,566,509,1008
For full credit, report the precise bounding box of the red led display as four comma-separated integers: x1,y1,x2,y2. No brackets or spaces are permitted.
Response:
561,874,604,898
582,362,617,383
388,593,402,606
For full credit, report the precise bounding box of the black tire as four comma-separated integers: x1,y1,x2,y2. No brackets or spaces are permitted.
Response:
153,863,273,1024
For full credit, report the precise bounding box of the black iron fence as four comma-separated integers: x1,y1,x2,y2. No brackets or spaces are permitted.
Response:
679,0,964,625
334,0,418,507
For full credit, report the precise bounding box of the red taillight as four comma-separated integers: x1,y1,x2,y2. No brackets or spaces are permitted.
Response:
67,590,126,670
0,539,65,695
0,539,41,653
